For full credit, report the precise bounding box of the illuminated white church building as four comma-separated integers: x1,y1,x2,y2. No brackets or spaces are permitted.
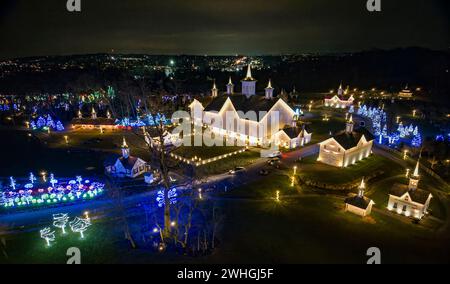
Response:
104,138,148,178
189,65,309,148
388,160,432,219
324,84,354,108
317,115,374,167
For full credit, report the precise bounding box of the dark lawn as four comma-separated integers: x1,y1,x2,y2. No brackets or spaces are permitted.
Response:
210,195,450,264
298,154,403,185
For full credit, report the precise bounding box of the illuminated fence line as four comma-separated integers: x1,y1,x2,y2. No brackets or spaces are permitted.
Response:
169,148,248,167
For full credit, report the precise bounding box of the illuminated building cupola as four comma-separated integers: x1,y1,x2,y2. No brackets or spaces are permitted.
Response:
211,80,218,98
226,77,234,95
121,137,130,159
409,160,420,191
265,79,274,100
241,64,257,97
358,178,366,198
338,82,344,96
345,114,354,133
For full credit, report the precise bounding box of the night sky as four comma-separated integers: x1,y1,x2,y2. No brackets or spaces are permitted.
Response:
0,0,448,59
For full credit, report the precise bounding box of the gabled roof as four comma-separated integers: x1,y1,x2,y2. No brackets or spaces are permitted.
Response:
389,183,431,205
345,196,373,210
204,94,283,121
282,125,312,139
332,128,374,150
104,155,146,170
282,127,302,139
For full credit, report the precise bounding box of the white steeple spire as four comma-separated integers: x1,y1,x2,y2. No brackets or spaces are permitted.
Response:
122,137,128,148
246,64,252,79
211,79,218,97
345,114,354,133
265,79,274,100
358,178,365,198
226,77,234,95
413,160,420,177
121,137,130,158
242,64,256,97
408,159,421,190
338,82,344,96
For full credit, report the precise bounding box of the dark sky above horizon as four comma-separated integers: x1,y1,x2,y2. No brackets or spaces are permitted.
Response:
0,0,448,59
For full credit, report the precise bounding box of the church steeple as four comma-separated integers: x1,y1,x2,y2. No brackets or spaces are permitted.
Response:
91,107,97,119
211,80,218,98
345,114,354,133
265,79,274,99
121,137,130,159
409,160,420,190
241,64,257,97
226,77,234,95
358,178,365,198
244,64,253,80
338,82,344,96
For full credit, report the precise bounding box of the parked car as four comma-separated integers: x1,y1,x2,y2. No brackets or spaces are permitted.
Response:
267,151,282,158
229,167,245,175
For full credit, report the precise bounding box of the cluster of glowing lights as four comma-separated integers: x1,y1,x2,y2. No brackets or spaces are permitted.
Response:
29,114,64,132
357,104,422,148
0,175,104,209
115,113,170,128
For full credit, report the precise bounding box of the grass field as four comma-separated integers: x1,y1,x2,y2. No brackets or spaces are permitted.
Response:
211,187,449,263
298,154,403,185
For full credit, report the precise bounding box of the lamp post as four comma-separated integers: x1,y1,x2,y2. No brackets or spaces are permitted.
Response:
403,150,408,160
405,168,410,178
275,190,280,202
64,135,69,144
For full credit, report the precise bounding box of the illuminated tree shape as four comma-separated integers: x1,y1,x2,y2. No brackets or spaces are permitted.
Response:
29,172,36,184
40,227,56,246
50,173,58,188
75,176,83,186
9,177,16,190
382,124,388,137
413,126,418,136
107,86,116,99
56,121,64,131
69,217,91,238
30,121,37,129
156,188,178,208
46,115,55,129
37,116,46,128
348,105,354,114
0,190,7,207
53,213,69,234
412,133,422,148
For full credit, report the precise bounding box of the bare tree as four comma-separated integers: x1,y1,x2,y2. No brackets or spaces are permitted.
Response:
106,176,136,249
